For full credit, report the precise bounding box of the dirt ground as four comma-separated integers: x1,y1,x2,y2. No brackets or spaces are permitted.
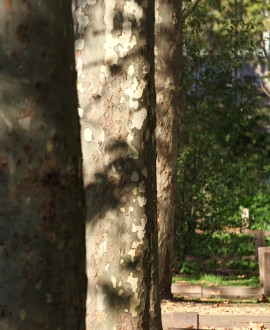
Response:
161,298,270,315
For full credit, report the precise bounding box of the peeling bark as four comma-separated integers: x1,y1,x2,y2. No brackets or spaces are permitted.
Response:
73,0,162,329
155,0,181,299
0,1,86,329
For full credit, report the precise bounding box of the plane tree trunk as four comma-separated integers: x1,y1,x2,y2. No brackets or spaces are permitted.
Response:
155,0,182,299
0,1,86,329
73,1,162,329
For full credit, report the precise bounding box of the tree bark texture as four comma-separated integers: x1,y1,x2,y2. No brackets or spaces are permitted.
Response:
73,0,162,329
155,0,181,299
0,1,86,329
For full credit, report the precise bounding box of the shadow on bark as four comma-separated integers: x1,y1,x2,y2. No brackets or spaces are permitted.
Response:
73,3,164,327
84,139,141,227
100,280,135,309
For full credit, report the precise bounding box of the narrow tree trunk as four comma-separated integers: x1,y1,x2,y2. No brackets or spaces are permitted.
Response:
179,0,187,146
155,0,181,299
0,1,86,329
73,1,162,329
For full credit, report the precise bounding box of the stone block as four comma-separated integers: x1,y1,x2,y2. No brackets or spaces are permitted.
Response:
200,314,270,328
203,286,262,298
264,251,270,297
202,286,221,297
161,313,173,330
258,247,270,286
173,312,199,329
171,284,202,296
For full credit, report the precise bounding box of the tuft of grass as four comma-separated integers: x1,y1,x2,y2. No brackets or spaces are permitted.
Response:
199,273,223,284
172,273,260,287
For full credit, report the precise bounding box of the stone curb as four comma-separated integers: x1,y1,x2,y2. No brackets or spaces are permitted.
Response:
200,314,270,329
162,312,270,329
162,312,198,329
171,284,264,298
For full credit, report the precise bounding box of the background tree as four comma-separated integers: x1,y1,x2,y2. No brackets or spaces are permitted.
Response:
73,1,162,329
0,1,86,329
155,0,181,299
175,0,270,273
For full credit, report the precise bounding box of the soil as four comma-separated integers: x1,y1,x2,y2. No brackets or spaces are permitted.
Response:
161,298,270,315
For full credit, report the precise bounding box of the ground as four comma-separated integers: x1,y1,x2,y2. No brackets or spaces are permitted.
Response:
161,298,270,315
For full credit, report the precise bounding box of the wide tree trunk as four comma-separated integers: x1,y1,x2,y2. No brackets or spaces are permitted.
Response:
0,1,86,329
73,1,162,329
155,0,181,299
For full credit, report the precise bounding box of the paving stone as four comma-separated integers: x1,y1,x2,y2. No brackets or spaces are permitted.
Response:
173,312,199,329
162,312,173,330
163,312,270,329
162,312,199,329
199,314,270,328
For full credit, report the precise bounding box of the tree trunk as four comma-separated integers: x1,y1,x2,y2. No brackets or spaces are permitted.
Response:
73,1,162,329
155,0,181,299
0,1,86,329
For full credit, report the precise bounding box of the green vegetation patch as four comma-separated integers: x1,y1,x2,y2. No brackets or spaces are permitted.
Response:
175,232,259,274
172,273,260,287
173,296,265,305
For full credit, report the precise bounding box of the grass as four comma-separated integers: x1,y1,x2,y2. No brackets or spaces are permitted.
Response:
172,273,260,287
172,296,270,306
172,296,259,304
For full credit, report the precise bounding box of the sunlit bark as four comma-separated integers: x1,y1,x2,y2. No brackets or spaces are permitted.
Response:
73,1,162,328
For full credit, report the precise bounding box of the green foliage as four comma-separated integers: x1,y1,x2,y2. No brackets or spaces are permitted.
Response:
175,0,270,273
175,232,257,274
240,193,270,230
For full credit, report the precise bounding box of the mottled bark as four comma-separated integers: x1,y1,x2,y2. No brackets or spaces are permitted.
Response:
0,1,86,329
155,0,181,299
73,0,162,329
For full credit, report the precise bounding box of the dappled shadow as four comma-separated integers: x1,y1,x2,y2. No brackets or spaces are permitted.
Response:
84,139,140,227
72,1,160,327
101,280,134,309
